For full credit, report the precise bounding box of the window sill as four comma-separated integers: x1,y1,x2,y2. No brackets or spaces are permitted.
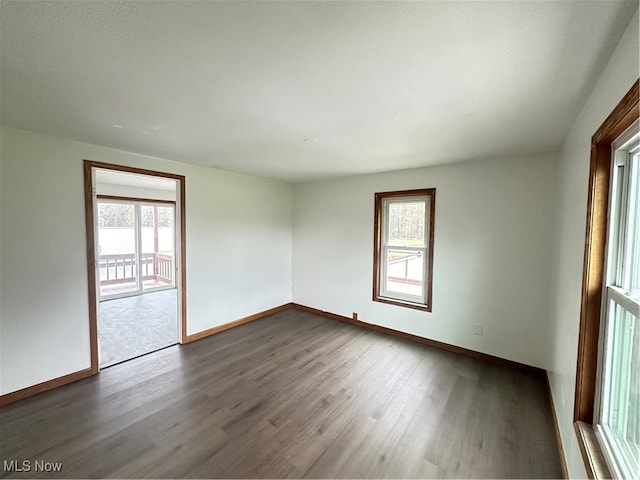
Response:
373,296,431,312
574,421,612,479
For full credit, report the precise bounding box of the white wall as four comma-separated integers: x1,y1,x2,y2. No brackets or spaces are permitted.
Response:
293,153,557,369
547,9,639,479
0,127,293,395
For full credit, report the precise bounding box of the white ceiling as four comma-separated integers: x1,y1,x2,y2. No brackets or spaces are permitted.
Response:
1,1,636,183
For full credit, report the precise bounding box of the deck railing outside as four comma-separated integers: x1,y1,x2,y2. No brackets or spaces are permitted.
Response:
99,252,173,287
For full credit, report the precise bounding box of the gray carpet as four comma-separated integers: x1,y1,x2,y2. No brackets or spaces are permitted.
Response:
99,289,178,368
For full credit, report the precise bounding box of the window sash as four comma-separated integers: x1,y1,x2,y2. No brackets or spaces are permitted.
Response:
597,422,639,480
382,196,429,248
380,245,427,303
622,151,639,293
380,196,428,304
596,295,639,480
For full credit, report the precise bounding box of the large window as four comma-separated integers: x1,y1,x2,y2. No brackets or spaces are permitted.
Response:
595,131,639,480
373,189,435,311
575,79,639,480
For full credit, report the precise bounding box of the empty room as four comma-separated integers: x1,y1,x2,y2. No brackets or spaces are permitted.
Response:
0,1,638,479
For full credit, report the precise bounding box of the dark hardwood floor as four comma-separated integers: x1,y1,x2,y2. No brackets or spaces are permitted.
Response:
0,309,562,478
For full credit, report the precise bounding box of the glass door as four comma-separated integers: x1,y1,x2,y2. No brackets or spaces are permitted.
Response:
140,204,175,292
98,200,175,300
97,201,141,299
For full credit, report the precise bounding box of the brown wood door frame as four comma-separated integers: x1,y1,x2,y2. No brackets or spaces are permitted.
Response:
83,160,187,374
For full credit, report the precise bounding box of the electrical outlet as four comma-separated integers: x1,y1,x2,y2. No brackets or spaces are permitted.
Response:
353,312,359,321
474,324,483,336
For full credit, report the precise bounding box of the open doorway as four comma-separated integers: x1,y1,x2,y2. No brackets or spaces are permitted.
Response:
84,161,187,373
97,198,177,367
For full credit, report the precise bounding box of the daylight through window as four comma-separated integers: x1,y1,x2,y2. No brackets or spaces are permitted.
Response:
373,189,435,311
595,129,640,480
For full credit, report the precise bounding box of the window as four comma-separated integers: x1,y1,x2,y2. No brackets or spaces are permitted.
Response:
575,79,639,480
595,131,639,480
373,189,435,311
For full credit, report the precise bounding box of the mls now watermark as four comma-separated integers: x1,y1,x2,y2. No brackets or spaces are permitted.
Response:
3,459,63,473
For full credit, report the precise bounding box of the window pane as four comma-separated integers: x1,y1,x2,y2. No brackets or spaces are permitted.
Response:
97,202,137,296
140,205,175,291
383,248,424,298
622,153,639,295
601,300,640,479
387,200,426,247
141,205,155,254
157,206,174,253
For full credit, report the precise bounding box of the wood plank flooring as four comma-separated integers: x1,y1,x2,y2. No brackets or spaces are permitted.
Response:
0,309,562,478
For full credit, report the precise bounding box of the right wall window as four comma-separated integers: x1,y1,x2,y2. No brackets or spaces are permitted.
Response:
596,129,639,480
575,79,638,480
